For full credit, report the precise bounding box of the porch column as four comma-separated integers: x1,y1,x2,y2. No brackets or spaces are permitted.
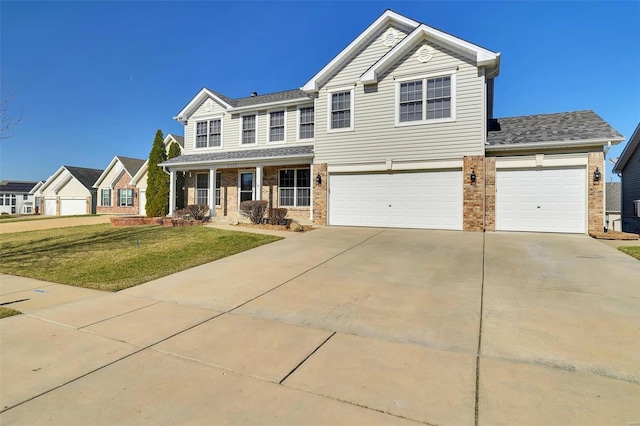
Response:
309,163,314,221
255,165,263,201
208,167,217,216
168,169,176,216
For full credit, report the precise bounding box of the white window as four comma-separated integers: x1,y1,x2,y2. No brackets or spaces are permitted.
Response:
101,189,111,207
118,189,134,207
215,172,221,206
396,73,456,126
279,168,310,207
0,194,17,206
268,111,285,142
196,174,208,205
327,88,354,132
299,107,314,140
195,119,222,148
25,206,32,213
241,115,256,145
23,194,28,200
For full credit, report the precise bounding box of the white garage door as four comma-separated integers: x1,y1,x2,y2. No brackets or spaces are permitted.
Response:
44,199,56,216
329,171,463,230
60,199,86,216
496,167,586,233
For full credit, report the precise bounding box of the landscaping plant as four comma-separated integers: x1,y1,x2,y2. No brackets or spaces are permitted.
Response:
184,204,210,221
268,207,288,225
146,129,169,217
239,200,268,224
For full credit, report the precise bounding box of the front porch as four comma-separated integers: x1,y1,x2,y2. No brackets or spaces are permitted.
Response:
164,146,315,224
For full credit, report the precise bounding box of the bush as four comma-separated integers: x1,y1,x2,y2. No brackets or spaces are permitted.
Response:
268,208,288,225
184,204,210,221
239,200,268,224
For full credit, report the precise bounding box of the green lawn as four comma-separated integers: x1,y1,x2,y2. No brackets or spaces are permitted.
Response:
619,246,640,261
0,307,22,319
0,224,281,292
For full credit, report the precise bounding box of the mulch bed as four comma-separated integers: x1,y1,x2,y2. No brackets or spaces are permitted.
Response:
234,222,316,233
589,230,639,240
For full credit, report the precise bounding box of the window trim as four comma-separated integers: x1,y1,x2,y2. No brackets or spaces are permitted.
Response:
194,116,223,149
395,71,457,127
327,86,355,133
239,114,258,146
118,188,134,207
297,105,315,142
267,109,287,144
195,173,209,205
101,188,111,207
215,172,221,207
278,168,311,208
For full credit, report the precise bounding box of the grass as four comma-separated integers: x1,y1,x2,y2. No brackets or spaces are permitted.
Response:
0,214,98,223
0,307,22,319
619,246,640,261
0,224,281,292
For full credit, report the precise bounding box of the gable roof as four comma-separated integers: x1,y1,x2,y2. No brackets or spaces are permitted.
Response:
360,23,500,85
302,10,419,91
166,134,184,148
606,182,621,213
613,122,640,174
161,145,314,168
174,88,312,122
93,156,145,188
65,166,104,191
0,180,40,193
486,110,624,150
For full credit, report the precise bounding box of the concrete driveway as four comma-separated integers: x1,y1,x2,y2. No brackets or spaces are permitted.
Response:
1,227,638,425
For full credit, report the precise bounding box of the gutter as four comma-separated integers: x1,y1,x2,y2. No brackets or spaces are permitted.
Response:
159,152,314,169
486,138,624,152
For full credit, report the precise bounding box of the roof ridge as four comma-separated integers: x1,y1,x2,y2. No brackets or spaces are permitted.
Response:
494,110,595,120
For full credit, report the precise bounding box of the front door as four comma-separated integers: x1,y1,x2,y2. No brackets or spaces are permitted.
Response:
239,172,254,205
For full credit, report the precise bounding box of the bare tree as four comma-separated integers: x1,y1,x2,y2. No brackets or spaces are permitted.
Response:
0,78,23,139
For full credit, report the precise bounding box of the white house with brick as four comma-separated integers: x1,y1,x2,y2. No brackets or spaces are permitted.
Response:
37,166,103,215
161,9,623,234
93,156,146,215
0,180,40,215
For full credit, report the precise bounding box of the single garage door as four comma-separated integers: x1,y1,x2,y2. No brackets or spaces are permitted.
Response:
496,167,586,233
60,198,86,216
44,199,56,216
329,170,463,230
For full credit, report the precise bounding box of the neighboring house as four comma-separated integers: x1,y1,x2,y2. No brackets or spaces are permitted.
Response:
605,182,622,232
37,166,103,215
0,180,40,214
161,10,623,233
613,123,640,234
93,156,146,215
130,134,184,216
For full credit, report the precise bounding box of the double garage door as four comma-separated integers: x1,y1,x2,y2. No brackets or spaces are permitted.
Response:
496,167,586,234
329,170,463,230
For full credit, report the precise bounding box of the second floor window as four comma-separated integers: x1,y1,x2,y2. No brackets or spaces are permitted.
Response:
118,189,134,207
399,81,423,122
101,189,111,206
397,74,455,125
196,119,221,148
426,76,451,119
299,107,314,139
269,111,285,142
330,91,352,130
242,115,256,144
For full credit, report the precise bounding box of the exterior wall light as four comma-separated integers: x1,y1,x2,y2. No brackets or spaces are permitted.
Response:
315,173,322,186
470,169,476,185
593,167,601,183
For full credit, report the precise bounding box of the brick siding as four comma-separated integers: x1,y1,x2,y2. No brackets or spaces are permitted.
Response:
463,156,484,231
484,157,496,231
96,172,138,215
588,151,605,234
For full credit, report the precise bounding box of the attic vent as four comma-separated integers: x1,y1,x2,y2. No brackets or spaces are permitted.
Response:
382,28,399,47
204,99,214,112
416,45,434,63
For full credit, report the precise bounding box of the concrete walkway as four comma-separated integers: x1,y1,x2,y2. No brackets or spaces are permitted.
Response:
1,228,638,425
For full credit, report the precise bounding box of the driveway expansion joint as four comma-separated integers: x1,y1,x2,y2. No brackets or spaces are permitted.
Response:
279,331,336,384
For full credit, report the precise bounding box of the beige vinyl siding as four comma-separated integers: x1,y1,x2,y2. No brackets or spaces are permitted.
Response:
315,36,485,165
621,146,640,231
42,172,90,198
185,99,230,152
97,164,123,193
137,172,148,189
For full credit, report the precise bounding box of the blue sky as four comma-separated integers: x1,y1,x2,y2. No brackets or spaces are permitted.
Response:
1,1,638,182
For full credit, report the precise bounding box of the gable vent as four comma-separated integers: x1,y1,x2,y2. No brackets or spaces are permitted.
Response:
416,45,434,63
382,28,399,47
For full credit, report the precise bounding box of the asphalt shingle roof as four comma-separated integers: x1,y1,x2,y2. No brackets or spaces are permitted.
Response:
64,166,104,191
487,110,624,146
0,181,40,193
606,182,621,213
117,156,146,177
167,134,184,148
206,88,311,108
162,145,314,166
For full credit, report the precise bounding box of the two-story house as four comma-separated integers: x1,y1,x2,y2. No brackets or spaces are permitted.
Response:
162,10,623,234
0,180,41,215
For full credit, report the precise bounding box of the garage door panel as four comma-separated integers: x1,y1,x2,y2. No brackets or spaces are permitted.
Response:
60,199,86,216
496,168,586,233
329,171,462,230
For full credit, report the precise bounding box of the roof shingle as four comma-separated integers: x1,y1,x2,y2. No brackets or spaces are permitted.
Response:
162,145,314,166
64,166,104,191
117,156,146,177
205,88,311,108
0,181,40,193
487,110,624,146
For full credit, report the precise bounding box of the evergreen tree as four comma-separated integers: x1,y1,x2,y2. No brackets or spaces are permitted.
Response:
167,142,185,209
145,130,169,217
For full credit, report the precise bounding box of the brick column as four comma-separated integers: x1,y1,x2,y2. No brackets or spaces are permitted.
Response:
484,157,496,231
588,151,604,234
463,156,484,231
312,163,327,225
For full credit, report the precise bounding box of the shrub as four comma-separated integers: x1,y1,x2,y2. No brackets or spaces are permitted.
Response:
269,208,288,225
239,200,268,224
184,204,210,221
